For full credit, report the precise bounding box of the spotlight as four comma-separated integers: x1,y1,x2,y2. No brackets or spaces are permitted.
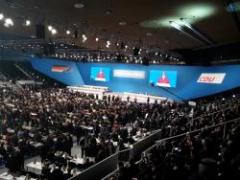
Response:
51,29,57,35
5,18,14,25
106,40,111,47
66,30,71,35
169,21,181,30
82,34,87,43
48,25,53,31
4,23,9,27
4,18,14,27
179,18,192,29
95,37,99,42
0,14,4,20
180,18,212,44
25,20,31,26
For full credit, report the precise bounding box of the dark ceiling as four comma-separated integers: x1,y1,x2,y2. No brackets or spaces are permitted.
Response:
0,0,240,51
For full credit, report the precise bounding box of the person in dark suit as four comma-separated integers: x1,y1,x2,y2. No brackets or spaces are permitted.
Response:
42,161,50,179
66,135,73,155
75,125,83,146
50,166,64,180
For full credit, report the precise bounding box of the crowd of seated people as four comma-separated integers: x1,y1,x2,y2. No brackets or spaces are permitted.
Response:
0,85,239,179
40,159,82,180
109,95,240,180
115,119,240,180
0,86,188,179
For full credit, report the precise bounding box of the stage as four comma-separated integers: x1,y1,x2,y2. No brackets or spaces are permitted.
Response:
67,85,168,104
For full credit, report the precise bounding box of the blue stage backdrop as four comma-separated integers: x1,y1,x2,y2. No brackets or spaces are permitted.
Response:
31,57,240,101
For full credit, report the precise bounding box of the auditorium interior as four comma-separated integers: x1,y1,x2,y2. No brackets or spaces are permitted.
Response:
0,0,240,180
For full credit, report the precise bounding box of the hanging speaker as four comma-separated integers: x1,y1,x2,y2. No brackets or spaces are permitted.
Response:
74,30,79,38
120,42,125,49
36,24,45,39
43,43,55,56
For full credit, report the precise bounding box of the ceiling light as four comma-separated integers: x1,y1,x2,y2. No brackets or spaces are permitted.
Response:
25,20,31,26
140,16,181,28
179,18,192,29
82,34,87,42
51,29,57,35
0,14,4,20
170,20,208,44
178,3,217,19
5,18,14,25
66,30,71,35
106,41,111,48
48,25,53,31
119,21,127,26
74,3,85,9
95,37,99,42
4,18,14,27
169,21,182,30
146,32,153,36
4,23,9,27
105,9,112,15
141,4,216,29
180,18,212,44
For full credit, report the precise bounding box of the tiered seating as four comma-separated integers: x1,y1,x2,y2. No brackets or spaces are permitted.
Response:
108,94,240,180
0,61,62,87
16,62,63,86
0,61,28,81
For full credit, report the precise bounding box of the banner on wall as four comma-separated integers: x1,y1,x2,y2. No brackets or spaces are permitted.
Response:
90,67,110,82
51,65,71,73
113,69,145,79
197,73,226,84
149,70,177,88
